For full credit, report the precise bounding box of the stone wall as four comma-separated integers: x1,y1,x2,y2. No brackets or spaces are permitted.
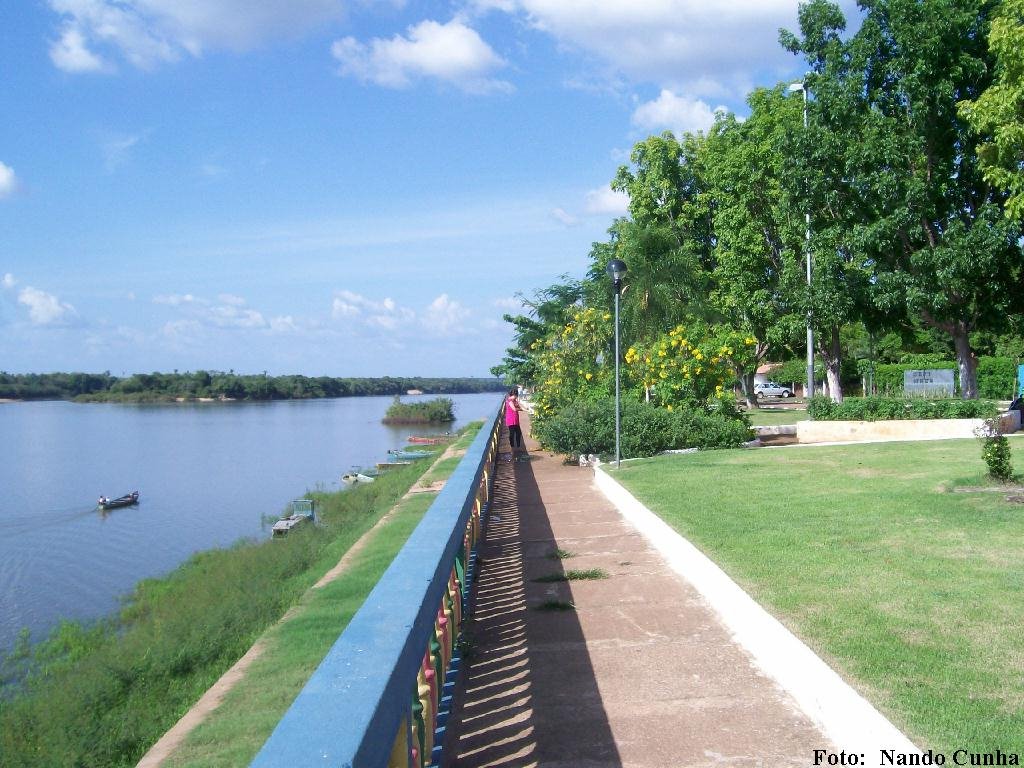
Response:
796,410,1020,444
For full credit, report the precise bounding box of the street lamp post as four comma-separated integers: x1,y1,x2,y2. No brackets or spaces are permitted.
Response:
606,259,627,468
788,80,814,402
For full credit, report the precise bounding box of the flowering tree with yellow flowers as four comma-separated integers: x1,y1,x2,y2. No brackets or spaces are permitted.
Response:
530,305,614,420
624,323,756,410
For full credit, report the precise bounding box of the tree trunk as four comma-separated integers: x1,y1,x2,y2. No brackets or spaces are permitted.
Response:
740,370,758,410
952,325,979,399
817,324,844,403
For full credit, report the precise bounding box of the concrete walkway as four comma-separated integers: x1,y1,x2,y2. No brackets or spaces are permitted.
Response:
442,418,840,768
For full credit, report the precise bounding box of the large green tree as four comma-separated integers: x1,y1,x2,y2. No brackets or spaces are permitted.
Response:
959,0,1024,221
783,0,1024,399
705,88,807,405
607,132,716,342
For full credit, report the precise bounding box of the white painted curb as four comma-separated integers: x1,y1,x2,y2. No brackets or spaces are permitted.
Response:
594,466,921,767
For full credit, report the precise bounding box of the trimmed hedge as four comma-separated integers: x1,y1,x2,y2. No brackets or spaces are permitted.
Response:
534,397,752,458
874,357,1017,399
807,396,999,421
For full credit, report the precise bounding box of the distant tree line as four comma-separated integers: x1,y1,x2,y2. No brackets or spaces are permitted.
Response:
0,371,505,403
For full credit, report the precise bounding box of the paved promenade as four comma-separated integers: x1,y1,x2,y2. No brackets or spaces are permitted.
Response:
442,417,837,768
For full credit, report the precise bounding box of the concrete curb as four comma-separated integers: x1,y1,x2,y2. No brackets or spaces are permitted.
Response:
593,466,921,766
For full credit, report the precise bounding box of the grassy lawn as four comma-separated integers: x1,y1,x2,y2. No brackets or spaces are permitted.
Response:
744,407,807,426
610,438,1024,753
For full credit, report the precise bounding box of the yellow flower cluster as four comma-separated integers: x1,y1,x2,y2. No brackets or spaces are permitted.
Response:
624,323,742,411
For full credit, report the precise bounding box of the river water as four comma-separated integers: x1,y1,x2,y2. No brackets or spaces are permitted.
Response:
0,393,502,658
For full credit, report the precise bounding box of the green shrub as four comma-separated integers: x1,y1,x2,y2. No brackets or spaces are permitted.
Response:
808,396,999,421
674,410,756,449
977,357,1018,400
977,418,1015,481
534,397,751,458
621,402,677,457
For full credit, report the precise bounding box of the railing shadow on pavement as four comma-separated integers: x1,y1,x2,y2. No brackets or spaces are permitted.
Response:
439,426,622,767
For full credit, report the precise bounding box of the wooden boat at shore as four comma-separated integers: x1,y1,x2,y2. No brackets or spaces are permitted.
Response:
407,435,452,444
376,461,412,471
98,491,139,510
272,499,315,537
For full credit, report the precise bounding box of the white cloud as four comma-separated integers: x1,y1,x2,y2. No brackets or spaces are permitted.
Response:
492,296,522,310
154,293,203,306
331,290,414,329
2,273,16,289
470,0,859,98
422,293,471,335
269,315,299,333
0,162,18,199
50,24,110,72
17,286,79,326
161,318,203,342
46,0,347,72
583,186,629,216
209,305,266,328
155,292,268,329
101,131,146,171
550,207,579,227
331,18,512,93
632,89,725,136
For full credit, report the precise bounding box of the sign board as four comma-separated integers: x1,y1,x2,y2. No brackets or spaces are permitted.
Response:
1018,364,1024,397
904,369,955,397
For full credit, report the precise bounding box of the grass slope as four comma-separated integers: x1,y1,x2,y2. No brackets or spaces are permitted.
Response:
164,492,437,767
612,438,1024,752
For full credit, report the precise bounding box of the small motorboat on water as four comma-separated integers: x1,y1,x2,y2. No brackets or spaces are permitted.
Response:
387,449,431,460
98,491,139,510
342,471,376,484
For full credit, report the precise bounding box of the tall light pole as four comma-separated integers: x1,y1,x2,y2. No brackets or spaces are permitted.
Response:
788,80,814,402
606,259,627,467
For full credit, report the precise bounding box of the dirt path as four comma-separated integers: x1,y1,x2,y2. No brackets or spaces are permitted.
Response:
136,442,462,767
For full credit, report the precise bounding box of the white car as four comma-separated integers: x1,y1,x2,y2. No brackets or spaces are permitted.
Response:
754,380,794,398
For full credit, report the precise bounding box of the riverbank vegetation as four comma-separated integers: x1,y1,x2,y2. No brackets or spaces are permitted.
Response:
612,439,1024,752
382,396,455,424
0,424,481,768
164,425,482,768
493,0,1024,438
0,372,504,403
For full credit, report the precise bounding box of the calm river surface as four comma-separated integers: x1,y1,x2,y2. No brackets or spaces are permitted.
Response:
0,393,501,658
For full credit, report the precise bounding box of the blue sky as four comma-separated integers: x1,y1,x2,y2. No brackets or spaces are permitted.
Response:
0,0,858,378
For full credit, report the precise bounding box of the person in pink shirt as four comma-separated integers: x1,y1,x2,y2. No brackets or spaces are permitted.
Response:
504,387,524,453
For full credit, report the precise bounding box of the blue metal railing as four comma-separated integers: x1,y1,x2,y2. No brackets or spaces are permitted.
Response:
251,404,503,767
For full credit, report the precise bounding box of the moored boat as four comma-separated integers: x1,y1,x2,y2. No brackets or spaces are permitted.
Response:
387,449,431,460
272,499,315,537
376,461,412,470
342,471,376,484
98,491,139,509
407,435,452,444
